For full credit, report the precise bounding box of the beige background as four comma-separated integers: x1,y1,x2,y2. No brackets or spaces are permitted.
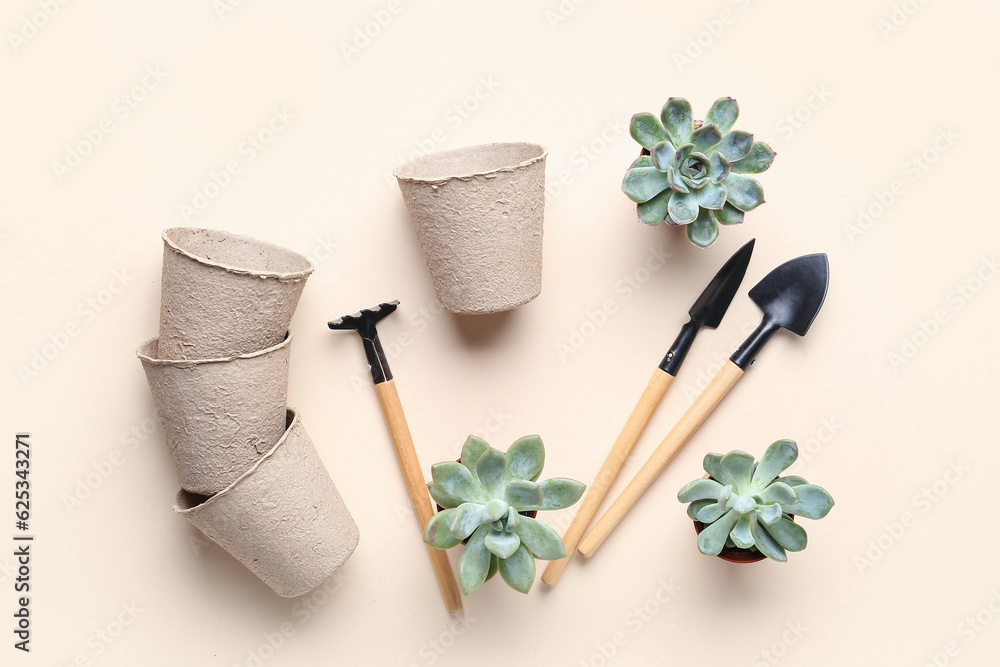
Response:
3,0,998,665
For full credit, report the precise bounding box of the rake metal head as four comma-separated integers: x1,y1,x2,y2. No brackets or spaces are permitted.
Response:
328,301,399,340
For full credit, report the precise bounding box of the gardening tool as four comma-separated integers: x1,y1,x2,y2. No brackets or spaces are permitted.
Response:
541,239,755,587
328,301,463,613
578,253,830,558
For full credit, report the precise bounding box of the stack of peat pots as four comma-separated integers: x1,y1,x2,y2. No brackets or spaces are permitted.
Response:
137,227,359,597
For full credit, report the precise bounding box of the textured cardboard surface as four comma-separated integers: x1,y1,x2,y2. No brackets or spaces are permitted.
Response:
395,143,546,314
158,227,314,359
137,335,291,495
174,409,360,598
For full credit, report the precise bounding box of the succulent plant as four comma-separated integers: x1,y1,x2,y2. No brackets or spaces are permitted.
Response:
423,435,585,594
677,440,833,561
622,97,775,248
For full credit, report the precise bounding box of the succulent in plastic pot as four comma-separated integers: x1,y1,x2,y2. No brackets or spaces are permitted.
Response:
622,97,775,248
677,440,834,562
423,435,585,594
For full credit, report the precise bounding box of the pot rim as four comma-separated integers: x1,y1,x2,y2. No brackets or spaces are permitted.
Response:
393,141,547,184
173,407,300,514
136,332,291,366
162,227,315,281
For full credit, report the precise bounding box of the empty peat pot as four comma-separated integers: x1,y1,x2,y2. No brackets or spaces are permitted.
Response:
393,142,547,314
158,227,314,359
174,409,360,598
137,335,290,495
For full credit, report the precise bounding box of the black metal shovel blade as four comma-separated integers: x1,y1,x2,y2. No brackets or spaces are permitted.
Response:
749,253,829,336
690,238,756,329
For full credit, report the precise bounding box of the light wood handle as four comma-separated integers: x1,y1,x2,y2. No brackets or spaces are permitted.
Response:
578,360,744,558
541,368,674,586
375,380,463,613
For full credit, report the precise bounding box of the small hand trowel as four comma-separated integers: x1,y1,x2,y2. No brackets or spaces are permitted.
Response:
578,252,830,558
542,239,754,586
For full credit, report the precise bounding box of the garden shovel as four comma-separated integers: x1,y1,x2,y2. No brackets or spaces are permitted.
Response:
541,239,754,586
578,253,830,558
329,301,463,613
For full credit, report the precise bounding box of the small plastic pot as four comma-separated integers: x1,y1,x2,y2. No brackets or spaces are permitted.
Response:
157,227,314,359
174,409,360,598
393,142,547,314
137,335,291,495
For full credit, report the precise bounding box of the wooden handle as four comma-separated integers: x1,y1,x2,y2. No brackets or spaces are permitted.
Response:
578,360,744,558
541,368,673,586
375,380,463,613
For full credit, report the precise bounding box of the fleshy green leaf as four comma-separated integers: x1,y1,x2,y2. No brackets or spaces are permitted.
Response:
751,440,799,490
721,451,755,494
504,509,519,531
731,141,776,174
687,499,714,520
677,477,724,503
725,174,765,212
485,528,521,559
691,124,723,153
651,140,677,171
764,518,807,551
513,516,567,560
730,513,755,549
630,154,653,169
484,498,508,521
630,113,669,150
756,502,783,525
622,168,672,203
780,476,809,488
486,554,500,581
667,190,699,225
782,484,835,519
698,509,740,555
661,98,694,146
448,503,486,540
717,131,753,161
424,509,461,549
703,453,726,481
708,152,731,185
697,502,727,524
498,544,536,594
534,478,586,510
637,189,671,225
704,97,739,134
477,448,507,498
750,517,787,561
713,203,745,226
686,209,720,248
665,164,690,194
505,480,543,508
696,182,727,210
460,436,490,480
506,435,545,482
759,482,797,507
430,462,487,506
458,525,493,594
